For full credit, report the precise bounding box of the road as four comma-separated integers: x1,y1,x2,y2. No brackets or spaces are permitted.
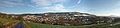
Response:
13,22,24,28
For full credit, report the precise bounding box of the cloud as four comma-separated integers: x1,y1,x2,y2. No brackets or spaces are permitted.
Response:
51,0,66,3
0,1,23,7
107,2,120,16
42,4,70,12
0,0,35,8
32,0,82,12
32,0,51,7
93,6,120,16
44,4,65,10
77,0,81,4
32,0,71,12
41,4,86,13
110,6,120,16
0,0,83,14
32,0,66,7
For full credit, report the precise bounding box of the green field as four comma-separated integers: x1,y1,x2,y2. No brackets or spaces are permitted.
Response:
28,22,120,28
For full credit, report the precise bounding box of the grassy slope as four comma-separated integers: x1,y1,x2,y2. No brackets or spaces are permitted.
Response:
0,18,18,28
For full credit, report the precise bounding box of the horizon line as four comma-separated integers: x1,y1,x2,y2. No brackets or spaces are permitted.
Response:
0,11,113,16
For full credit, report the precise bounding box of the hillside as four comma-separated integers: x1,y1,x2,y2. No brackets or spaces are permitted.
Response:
0,12,120,28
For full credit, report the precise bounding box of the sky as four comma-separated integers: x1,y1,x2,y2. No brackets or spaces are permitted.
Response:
0,0,120,16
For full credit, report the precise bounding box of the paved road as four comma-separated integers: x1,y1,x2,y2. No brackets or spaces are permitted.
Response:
13,22,24,28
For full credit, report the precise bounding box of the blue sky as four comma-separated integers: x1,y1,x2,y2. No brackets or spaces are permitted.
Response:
0,0,120,16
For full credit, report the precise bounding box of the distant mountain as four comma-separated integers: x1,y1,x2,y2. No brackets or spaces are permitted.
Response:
110,15,120,17
0,12,96,16
0,12,6,15
40,12,96,16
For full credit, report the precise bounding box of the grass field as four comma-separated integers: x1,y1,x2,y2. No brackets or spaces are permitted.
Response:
28,22,120,28
28,22,86,28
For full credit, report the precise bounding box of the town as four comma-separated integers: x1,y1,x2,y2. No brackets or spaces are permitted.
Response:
9,12,120,26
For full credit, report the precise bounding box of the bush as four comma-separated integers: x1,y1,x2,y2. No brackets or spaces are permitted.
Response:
0,22,3,28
